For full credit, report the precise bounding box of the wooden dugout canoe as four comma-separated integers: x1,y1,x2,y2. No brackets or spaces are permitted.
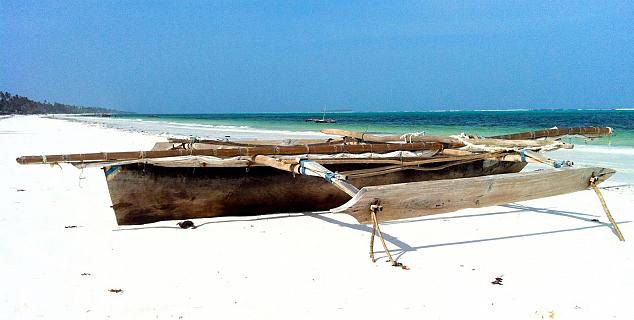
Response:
104,158,527,225
16,126,615,228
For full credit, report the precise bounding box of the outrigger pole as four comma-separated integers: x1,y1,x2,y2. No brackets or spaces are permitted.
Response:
251,155,405,268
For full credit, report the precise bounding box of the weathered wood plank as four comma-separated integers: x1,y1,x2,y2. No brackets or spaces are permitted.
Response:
331,167,615,224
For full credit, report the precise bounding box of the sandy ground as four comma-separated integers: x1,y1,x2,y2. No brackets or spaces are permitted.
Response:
1,116,633,319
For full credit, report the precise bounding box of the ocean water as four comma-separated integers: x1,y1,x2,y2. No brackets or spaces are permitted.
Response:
86,109,634,146
63,109,634,184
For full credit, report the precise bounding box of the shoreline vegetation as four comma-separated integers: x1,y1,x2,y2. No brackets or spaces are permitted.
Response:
0,91,125,115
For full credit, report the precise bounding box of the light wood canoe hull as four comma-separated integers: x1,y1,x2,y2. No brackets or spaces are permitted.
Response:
332,167,615,224
104,160,526,225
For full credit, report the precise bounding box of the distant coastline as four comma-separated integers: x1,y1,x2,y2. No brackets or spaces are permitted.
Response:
0,91,127,115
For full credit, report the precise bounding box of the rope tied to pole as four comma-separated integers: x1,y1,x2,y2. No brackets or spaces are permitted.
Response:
400,131,425,144
298,159,308,175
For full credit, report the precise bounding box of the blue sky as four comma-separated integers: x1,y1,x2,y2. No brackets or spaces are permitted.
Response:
1,1,633,113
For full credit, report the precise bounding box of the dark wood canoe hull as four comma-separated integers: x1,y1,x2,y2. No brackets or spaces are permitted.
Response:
104,160,527,225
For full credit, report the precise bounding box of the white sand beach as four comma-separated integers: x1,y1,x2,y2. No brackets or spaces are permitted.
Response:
1,115,633,319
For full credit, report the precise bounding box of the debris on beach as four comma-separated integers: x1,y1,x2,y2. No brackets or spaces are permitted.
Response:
590,218,600,222
108,289,124,293
491,277,504,285
16,188,25,192
177,220,196,229
65,225,78,229
81,273,91,276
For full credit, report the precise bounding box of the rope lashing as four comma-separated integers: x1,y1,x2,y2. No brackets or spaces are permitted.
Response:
400,131,426,143
590,176,625,241
41,155,47,163
519,149,526,162
324,172,336,182
298,159,308,175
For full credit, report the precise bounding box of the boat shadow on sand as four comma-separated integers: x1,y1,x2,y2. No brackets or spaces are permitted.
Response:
113,204,629,262
113,213,316,231
308,203,630,262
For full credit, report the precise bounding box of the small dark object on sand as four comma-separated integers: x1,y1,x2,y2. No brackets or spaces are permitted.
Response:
385,260,409,270
16,189,25,192
590,218,600,222
491,277,503,285
108,289,124,293
81,273,91,276
177,220,196,229
65,225,78,229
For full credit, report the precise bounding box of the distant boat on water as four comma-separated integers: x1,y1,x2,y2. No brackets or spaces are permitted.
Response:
305,108,340,123
305,117,337,123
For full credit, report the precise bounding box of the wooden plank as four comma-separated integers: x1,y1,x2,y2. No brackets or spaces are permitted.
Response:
331,167,615,224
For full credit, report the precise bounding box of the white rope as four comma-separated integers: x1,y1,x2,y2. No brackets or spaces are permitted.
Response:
400,131,426,143
450,133,567,153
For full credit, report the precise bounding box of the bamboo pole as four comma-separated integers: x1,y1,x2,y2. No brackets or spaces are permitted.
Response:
251,155,359,197
488,127,613,140
321,128,565,149
167,137,344,146
16,142,443,165
320,128,463,146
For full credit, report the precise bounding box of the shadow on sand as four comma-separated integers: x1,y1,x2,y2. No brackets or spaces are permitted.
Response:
308,203,630,262
113,212,325,231
113,203,629,263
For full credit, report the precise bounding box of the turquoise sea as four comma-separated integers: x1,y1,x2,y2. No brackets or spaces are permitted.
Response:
107,109,634,146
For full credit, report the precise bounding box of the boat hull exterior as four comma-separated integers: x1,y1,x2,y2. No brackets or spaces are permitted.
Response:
104,160,527,225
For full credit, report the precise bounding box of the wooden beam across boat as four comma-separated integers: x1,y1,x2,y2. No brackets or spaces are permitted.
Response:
320,128,464,146
252,155,360,197
332,167,615,224
487,127,613,140
320,128,568,149
166,137,345,147
16,141,444,165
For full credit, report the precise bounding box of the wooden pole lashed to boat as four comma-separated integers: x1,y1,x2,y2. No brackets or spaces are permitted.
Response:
320,128,464,146
252,154,401,266
488,127,613,140
324,126,614,150
590,177,625,241
16,141,444,165
252,155,359,196
320,128,571,149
